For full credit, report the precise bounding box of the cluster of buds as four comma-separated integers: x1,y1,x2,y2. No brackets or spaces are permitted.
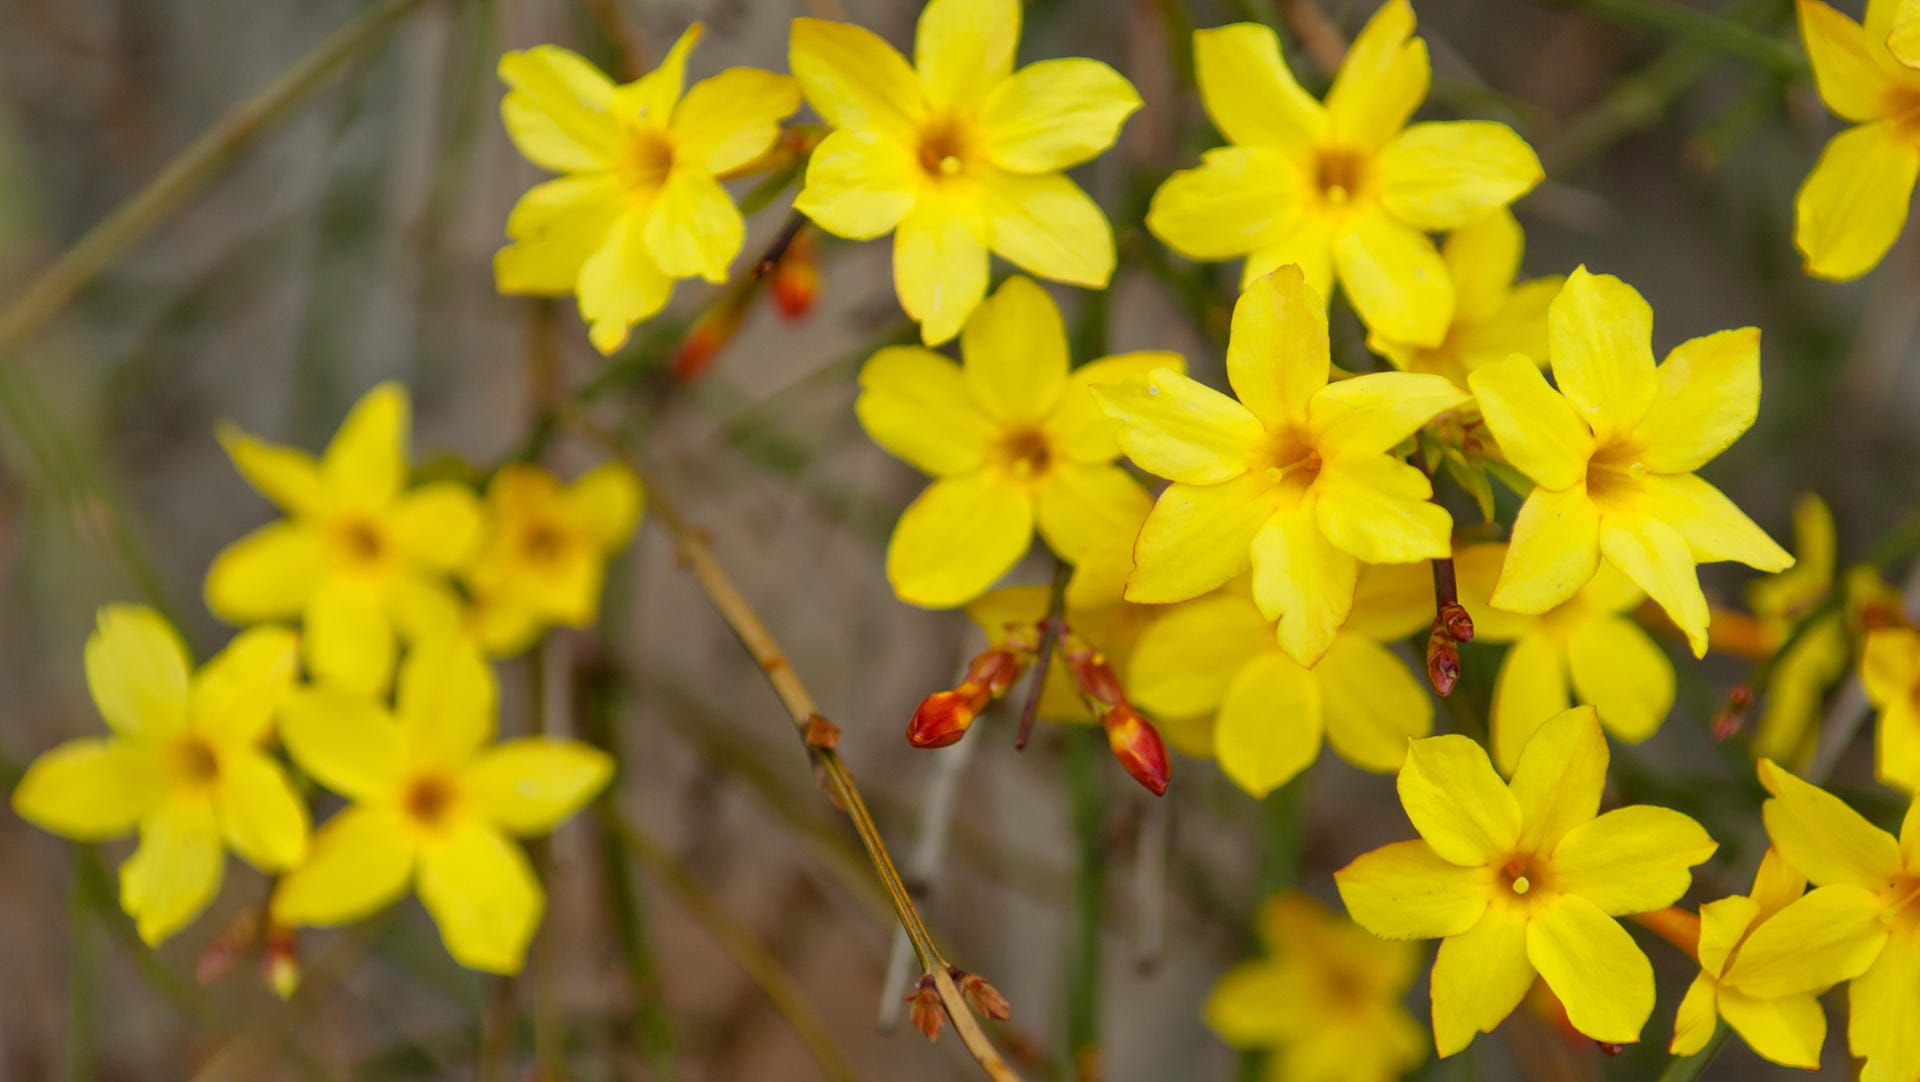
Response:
1426,598,1474,696
1711,684,1753,741
1061,635,1170,797
906,623,1041,748
195,910,302,999
904,966,1012,1043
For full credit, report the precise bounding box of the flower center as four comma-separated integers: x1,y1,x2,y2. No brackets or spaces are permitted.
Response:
1316,962,1369,1010
1312,148,1370,206
167,736,221,789
623,129,675,190
333,518,387,567
1259,430,1322,488
996,429,1054,480
519,520,570,565
1500,854,1545,898
917,115,975,180
404,774,458,831
1585,440,1649,506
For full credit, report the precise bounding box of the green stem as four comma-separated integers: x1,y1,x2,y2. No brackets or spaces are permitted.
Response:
1064,729,1106,1081
63,867,98,1082
1658,1024,1731,1082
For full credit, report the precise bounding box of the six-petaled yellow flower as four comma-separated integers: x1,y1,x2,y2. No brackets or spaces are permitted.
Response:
1335,706,1716,1055
1146,3,1542,346
789,0,1142,345
273,637,612,974
857,275,1175,607
1095,265,1466,665
1467,267,1792,658
13,607,307,945
1206,892,1426,1082
206,383,482,696
497,27,801,352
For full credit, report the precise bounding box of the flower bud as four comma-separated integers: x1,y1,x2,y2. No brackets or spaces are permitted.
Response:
1437,600,1474,643
954,967,1012,1021
264,925,301,1000
1711,685,1751,741
904,976,944,1042
770,231,819,321
671,297,748,382
1101,704,1170,796
908,689,985,748
1063,636,1126,708
1426,633,1460,697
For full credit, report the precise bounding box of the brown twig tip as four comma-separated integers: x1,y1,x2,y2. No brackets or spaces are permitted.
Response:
1426,633,1460,698
905,976,945,1042
953,968,1012,1022
1711,685,1753,741
803,713,840,749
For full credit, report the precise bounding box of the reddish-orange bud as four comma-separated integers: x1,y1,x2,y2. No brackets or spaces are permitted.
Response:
905,976,944,1042
769,231,819,321
264,925,301,1000
1426,633,1460,697
1102,705,1170,796
1437,600,1474,643
954,968,1012,1021
1711,685,1752,741
672,299,748,382
909,690,982,748
195,910,258,985
1063,637,1126,708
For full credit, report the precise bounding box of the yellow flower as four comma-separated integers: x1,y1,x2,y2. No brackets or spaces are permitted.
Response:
1754,760,1920,1081
857,275,1175,608
462,463,644,656
12,607,307,945
1145,4,1542,348
789,0,1141,345
1466,267,1792,658
1335,706,1717,1055
1368,209,1560,393
1670,848,1848,1069
1206,892,1426,1082
1126,564,1433,797
205,383,482,697
1745,493,1850,764
272,638,612,974
1793,0,1920,279
1864,626,1920,793
1454,542,1673,774
497,28,801,353
1094,265,1467,665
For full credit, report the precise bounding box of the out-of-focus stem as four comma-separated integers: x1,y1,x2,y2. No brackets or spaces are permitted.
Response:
1016,561,1072,750
1574,0,1805,73
1064,729,1106,1082
1658,1024,1730,1082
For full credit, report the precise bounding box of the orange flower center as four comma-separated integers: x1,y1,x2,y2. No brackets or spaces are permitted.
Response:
995,429,1054,480
917,115,976,180
1259,429,1322,488
333,517,387,568
1585,440,1648,505
167,736,221,789
1312,148,1370,206
404,774,458,831
623,129,675,190
1499,854,1547,899
1888,873,1920,932
519,520,570,565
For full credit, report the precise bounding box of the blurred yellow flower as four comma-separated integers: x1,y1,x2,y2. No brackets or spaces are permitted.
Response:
462,463,644,655
789,0,1141,345
1094,265,1466,665
1793,0,1920,279
272,638,612,974
1467,267,1792,658
497,28,801,353
12,607,306,945
1864,626,1920,792
205,383,481,697
1454,542,1672,774
1756,759,1920,1080
1335,706,1716,1055
1146,3,1541,347
857,275,1173,607
1744,493,1850,764
1206,892,1426,1082
1126,564,1433,797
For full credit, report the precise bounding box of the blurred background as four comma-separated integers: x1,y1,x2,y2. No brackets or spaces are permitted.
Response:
0,0,1915,1079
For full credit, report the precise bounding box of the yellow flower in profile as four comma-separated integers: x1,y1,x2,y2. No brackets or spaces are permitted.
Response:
497,28,801,353
1744,493,1850,764
856,275,1176,608
273,638,612,974
1467,267,1792,658
12,607,307,945
1127,564,1434,797
1864,626,1920,792
206,383,481,697
1368,209,1560,393
1335,706,1716,1056
1793,0,1920,279
1146,3,1542,347
1754,760,1920,1081
462,463,644,656
789,0,1142,345
1206,892,1426,1082
1454,542,1672,774
1094,265,1466,665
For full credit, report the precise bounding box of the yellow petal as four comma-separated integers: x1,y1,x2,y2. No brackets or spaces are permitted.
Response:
563,463,644,550
322,382,408,509
1634,473,1792,571
1376,121,1543,232
794,130,920,240
1751,846,1809,919
979,58,1140,173
1847,926,1920,1079
1799,0,1900,121
1309,371,1469,458
1145,147,1304,261
1566,615,1674,743
387,481,483,571
1397,733,1521,866
1250,499,1359,667
856,345,995,476
398,636,498,769
1335,210,1454,349
1794,120,1920,281
1758,758,1903,889
272,805,416,927
1205,961,1309,1047
1466,353,1594,490
1724,883,1889,998
497,46,618,172
1094,366,1263,484
670,67,801,174
1335,839,1490,940
1633,327,1760,474
1225,264,1328,428
1127,473,1281,603
1455,276,1559,372
1347,559,1439,640
1698,894,1762,978
577,206,675,355
1507,705,1607,853
618,23,702,124
1443,208,1525,323
120,797,224,945
1430,905,1534,1056
895,198,989,346
417,821,544,974
215,749,309,871
1901,793,1920,868
1669,974,1718,1057
1491,484,1602,614
1452,541,1534,643
84,605,191,739
464,738,613,836
1548,267,1657,440
789,17,925,139
1312,454,1453,563
1525,895,1654,1044
1491,633,1573,776
1034,464,1149,566
1193,22,1327,155
1719,987,1827,1070
981,169,1115,288
1549,805,1716,915
1244,211,1337,297
190,625,300,748
1864,628,1920,708
1880,700,1920,793
1126,595,1271,720
1318,634,1431,772
1046,351,1187,463
961,275,1068,423
1896,0,1920,67
915,0,1017,106
304,582,395,698
886,472,1033,607
215,423,325,516
12,739,161,840
1325,0,1429,151
644,170,744,283
494,174,623,295
1214,649,1322,797
1600,515,1710,658
204,522,324,623
279,686,407,801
